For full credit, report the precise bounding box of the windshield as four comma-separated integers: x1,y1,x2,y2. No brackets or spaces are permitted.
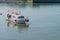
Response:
18,16,24,18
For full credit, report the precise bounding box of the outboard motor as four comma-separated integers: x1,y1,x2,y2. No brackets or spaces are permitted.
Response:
25,17,29,22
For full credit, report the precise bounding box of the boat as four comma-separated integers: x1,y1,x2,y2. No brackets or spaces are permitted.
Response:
6,10,29,24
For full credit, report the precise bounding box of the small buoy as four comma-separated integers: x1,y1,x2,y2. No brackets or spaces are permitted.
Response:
0,13,2,15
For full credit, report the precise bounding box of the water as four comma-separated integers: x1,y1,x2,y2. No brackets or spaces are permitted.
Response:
0,3,60,40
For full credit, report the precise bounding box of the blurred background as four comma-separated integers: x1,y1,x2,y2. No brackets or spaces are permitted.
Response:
0,0,60,40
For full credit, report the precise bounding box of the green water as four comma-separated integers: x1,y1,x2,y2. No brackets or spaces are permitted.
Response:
0,3,60,40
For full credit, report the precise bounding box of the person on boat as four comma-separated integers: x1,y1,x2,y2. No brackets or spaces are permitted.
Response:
7,13,11,19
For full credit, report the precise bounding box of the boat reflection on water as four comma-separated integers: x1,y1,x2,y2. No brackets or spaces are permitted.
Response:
6,21,29,33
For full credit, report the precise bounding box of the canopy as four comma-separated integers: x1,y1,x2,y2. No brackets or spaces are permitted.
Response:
7,10,16,14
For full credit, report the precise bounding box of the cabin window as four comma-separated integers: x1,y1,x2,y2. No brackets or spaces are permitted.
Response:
13,16,15,18
18,16,24,19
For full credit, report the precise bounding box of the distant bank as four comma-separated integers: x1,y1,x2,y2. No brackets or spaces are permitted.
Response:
0,0,60,3
33,0,60,3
